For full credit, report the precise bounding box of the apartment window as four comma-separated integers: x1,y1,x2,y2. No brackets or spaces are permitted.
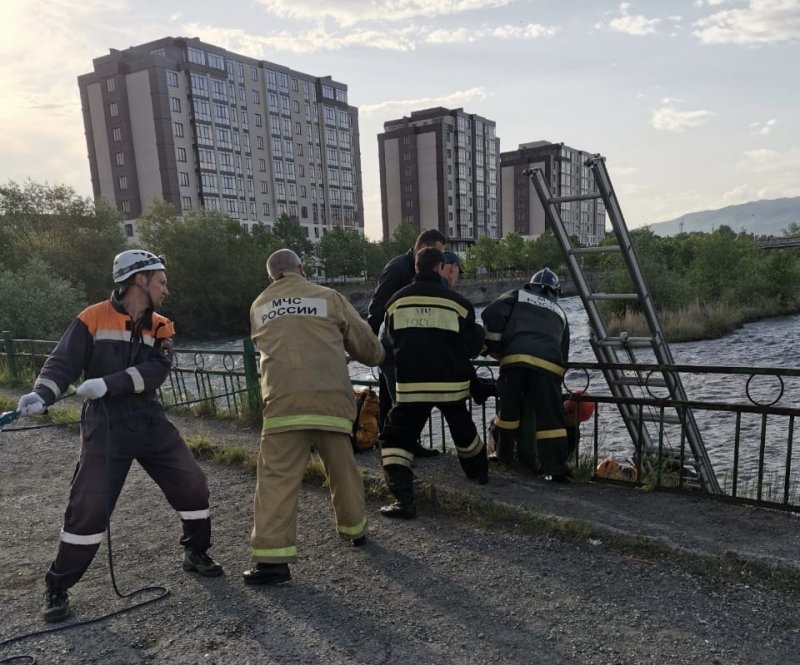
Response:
121,200,131,213
278,73,288,90
295,122,302,135
112,127,122,142
213,103,229,122
173,122,184,138
254,113,262,127
106,78,116,93
193,99,211,121
261,181,268,194
170,97,181,113
207,53,224,70
211,79,226,98
257,135,265,150
252,89,260,105
262,202,270,215
335,89,347,104
187,47,205,65
196,124,213,144
298,165,305,177
322,84,334,99
115,152,125,167
176,147,187,162
182,196,193,209
109,102,119,117
118,176,128,190
258,158,267,172
166,71,179,87
179,171,190,187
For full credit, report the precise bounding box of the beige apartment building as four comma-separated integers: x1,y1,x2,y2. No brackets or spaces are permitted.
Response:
378,107,500,252
500,141,606,246
78,36,364,240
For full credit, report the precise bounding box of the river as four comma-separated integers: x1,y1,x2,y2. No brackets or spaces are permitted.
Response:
182,296,800,486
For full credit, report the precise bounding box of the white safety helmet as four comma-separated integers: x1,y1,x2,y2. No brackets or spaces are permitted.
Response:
112,250,166,283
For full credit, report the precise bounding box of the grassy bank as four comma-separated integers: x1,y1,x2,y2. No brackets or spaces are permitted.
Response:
605,300,800,343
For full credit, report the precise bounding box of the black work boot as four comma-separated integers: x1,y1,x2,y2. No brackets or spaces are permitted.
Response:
242,562,291,585
381,466,416,519
411,442,440,458
42,584,70,623
183,548,224,577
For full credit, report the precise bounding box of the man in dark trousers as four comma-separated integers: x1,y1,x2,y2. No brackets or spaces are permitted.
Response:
16,249,223,623
481,267,571,481
368,229,446,447
378,248,489,519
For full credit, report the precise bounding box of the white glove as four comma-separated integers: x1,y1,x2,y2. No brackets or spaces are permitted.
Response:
76,378,108,400
17,392,46,416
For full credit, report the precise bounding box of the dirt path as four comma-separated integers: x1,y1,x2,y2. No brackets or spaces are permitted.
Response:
1,407,798,664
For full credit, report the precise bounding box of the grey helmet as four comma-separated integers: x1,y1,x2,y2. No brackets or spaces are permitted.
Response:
112,250,166,283
530,267,561,297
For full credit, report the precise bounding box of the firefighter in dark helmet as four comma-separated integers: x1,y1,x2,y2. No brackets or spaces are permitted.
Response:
482,267,571,481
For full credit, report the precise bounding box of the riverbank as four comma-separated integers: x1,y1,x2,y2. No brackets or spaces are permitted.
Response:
0,396,798,664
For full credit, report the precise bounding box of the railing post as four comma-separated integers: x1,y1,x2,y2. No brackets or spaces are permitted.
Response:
242,338,262,418
2,331,17,382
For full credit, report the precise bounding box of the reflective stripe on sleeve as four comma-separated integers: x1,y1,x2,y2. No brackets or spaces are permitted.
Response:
35,378,61,399
60,529,105,545
500,354,565,377
178,508,211,520
125,367,145,393
484,331,502,341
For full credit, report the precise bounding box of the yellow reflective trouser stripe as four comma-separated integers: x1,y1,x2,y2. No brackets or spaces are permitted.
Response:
397,380,471,392
537,428,568,440
493,417,520,430
500,354,565,377
387,295,468,319
263,414,352,430
382,447,413,468
396,390,471,403
251,545,297,558
456,434,483,458
337,516,367,536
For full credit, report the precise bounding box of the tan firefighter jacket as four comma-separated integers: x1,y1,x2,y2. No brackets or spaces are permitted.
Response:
250,273,384,435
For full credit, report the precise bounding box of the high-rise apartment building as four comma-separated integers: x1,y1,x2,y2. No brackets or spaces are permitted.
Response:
500,141,605,246
78,36,364,240
378,107,500,252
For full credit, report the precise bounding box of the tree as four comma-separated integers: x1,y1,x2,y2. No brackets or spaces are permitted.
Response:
498,232,527,271
526,230,563,273
0,180,126,302
318,227,368,281
385,221,418,258
272,214,313,259
138,202,267,335
470,235,502,272
0,258,87,338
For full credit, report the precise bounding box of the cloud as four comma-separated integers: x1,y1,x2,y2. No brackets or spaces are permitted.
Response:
360,87,489,117
694,0,800,44
255,0,512,27
726,146,800,202
749,118,777,135
608,3,661,35
650,106,715,132
426,23,556,43
610,165,640,176
182,23,420,53
184,21,555,55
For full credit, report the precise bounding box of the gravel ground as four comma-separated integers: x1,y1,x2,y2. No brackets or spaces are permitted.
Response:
1,410,799,664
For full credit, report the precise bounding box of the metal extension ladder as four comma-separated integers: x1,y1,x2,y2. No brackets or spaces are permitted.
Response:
526,155,720,494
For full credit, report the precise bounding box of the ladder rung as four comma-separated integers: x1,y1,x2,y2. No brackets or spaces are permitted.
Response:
595,336,653,348
613,377,668,388
588,293,639,301
569,245,621,255
548,193,601,203
639,412,684,424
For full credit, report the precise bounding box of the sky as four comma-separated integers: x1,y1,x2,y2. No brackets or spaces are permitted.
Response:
1,0,798,239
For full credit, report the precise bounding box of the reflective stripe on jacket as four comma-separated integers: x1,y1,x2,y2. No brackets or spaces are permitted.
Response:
385,272,484,403
482,284,569,377
251,274,384,434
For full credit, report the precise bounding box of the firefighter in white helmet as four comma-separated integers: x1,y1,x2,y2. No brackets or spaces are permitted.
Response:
17,249,223,623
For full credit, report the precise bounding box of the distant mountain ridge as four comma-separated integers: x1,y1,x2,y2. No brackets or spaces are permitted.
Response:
640,197,800,237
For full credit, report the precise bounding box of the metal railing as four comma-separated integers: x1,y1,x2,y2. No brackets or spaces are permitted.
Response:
2,332,798,511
